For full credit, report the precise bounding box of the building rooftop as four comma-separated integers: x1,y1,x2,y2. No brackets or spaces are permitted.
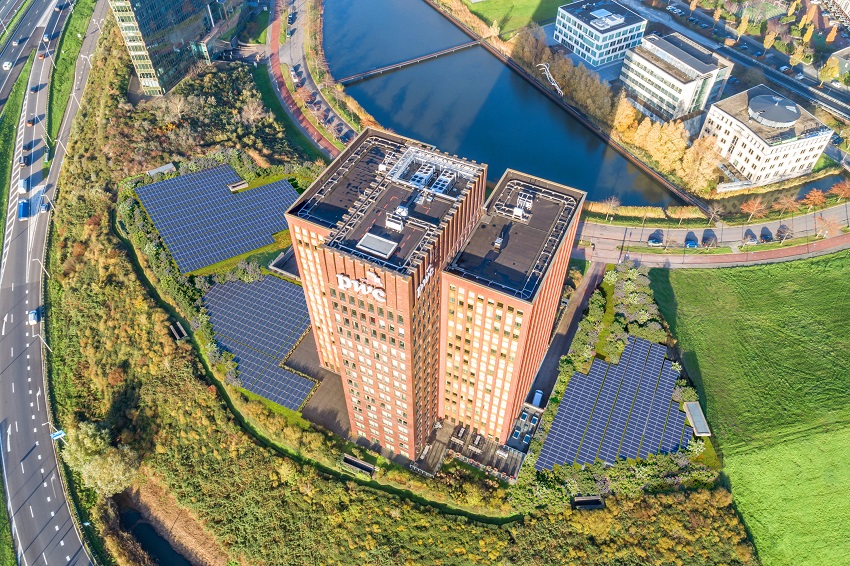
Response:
635,33,730,83
289,129,486,275
560,1,645,34
446,171,584,302
712,85,831,146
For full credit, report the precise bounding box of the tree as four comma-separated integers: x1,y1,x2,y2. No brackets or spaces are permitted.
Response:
802,188,827,210
62,422,139,497
689,0,698,15
763,30,777,50
814,214,841,237
790,43,806,66
803,25,814,44
827,25,838,44
489,20,500,38
787,0,798,17
240,98,268,127
819,57,840,85
634,117,653,149
654,121,688,174
713,6,721,26
740,196,767,222
602,195,621,221
772,194,801,218
707,202,724,225
680,136,720,196
611,94,638,137
736,14,750,39
828,180,850,201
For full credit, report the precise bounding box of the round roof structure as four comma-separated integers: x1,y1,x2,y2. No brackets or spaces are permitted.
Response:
747,94,800,129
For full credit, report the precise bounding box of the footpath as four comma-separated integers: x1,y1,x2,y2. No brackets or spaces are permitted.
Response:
267,0,340,158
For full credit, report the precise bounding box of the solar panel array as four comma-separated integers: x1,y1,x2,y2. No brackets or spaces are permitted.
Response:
203,277,315,410
135,165,299,273
536,337,692,471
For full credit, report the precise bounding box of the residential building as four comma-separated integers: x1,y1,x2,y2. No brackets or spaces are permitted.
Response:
286,129,585,459
620,33,732,120
440,171,584,444
553,1,646,67
828,44,850,76
700,85,832,185
108,0,245,95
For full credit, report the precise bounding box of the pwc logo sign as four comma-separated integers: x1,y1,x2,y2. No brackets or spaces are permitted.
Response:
336,270,387,303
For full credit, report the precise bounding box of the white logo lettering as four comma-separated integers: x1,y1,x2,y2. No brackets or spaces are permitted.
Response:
336,273,387,303
416,265,435,299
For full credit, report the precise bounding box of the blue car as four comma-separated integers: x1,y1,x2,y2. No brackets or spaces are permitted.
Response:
684,239,699,249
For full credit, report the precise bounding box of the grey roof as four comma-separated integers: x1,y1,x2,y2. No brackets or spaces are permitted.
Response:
446,171,584,301
560,1,645,34
712,85,831,145
748,94,800,128
683,402,711,436
643,33,725,76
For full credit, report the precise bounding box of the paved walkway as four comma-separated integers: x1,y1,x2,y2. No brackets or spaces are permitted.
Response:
267,0,340,158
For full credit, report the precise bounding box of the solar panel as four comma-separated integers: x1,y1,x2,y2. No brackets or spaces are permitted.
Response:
203,277,316,410
576,342,633,464
661,405,687,453
136,165,299,273
638,360,679,458
597,338,648,463
537,338,686,470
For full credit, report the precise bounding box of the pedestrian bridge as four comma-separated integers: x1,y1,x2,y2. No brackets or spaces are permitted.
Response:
336,40,481,85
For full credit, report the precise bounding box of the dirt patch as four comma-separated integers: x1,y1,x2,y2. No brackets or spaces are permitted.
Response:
126,471,229,566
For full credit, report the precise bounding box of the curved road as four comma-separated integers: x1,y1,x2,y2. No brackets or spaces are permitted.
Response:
0,0,106,564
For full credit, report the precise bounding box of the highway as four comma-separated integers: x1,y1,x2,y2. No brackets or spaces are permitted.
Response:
0,0,67,113
0,0,106,564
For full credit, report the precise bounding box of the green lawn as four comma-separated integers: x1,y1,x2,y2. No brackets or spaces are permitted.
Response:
463,0,563,35
47,0,96,145
650,251,850,565
240,10,269,44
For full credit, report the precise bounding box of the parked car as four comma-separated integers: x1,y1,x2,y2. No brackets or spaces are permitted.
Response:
779,65,790,72
759,234,774,243
700,23,709,28
742,236,759,246
796,72,805,80
684,239,699,249
40,197,50,214
647,237,664,247
754,50,764,57
740,44,749,50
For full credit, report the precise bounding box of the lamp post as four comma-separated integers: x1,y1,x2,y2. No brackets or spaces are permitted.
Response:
33,333,53,353
32,258,50,278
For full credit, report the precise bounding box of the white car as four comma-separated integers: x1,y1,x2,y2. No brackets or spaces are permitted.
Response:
27,309,38,326
2,62,11,71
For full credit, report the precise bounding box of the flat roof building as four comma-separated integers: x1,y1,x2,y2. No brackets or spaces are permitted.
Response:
441,171,584,444
621,33,733,120
700,85,832,186
554,1,646,67
287,129,585,460
108,0,245,95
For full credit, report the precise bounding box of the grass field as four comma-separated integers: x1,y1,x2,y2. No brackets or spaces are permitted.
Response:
240,10,269,44
46,0,96,145
651,251,850,565
463,0,563,35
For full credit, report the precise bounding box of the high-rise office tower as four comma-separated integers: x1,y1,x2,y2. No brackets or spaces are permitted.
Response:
108,0,245,95
287,129,584,460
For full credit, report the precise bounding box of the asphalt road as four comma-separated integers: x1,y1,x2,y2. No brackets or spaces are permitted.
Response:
0,0,106,564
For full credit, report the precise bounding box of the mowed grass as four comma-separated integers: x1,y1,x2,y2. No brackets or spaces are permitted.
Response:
724,428,850,566
650,250,850,565
463,0,563,35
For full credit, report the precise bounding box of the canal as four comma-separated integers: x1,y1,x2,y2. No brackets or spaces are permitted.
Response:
323,0,679,205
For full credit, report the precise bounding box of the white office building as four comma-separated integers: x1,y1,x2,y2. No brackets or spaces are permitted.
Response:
554,1,646,67
700,85,832,186
620,33,733,120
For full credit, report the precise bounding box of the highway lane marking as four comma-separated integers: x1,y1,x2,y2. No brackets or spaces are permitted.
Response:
5,425,9,451
2,313,6,335
29,506,32,518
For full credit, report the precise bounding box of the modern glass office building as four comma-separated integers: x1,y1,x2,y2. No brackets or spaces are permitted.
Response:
108,0,245,95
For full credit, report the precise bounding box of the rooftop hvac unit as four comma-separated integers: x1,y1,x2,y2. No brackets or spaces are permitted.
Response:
517,191,534,211
395,205,409,217
493,237,503,251
378,163,387,172
385,214,405,232
513,206,525,220
410,164,435,188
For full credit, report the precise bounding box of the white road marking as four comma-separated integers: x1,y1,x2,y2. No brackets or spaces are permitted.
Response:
29,506,32,518
5,425,9,451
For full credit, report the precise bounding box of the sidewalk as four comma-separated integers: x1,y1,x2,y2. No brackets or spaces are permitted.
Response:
267,0,340,158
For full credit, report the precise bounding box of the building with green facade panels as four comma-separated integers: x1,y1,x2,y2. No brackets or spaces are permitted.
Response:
108,0,246,95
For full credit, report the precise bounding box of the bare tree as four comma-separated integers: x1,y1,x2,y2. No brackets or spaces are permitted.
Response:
814,215,842,238
740,196,767,222
240,98,268,127
602,195,621,221
707,202,724,225
166,94,188,122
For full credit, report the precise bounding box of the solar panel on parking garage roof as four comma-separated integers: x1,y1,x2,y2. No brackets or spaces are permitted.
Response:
203,277,315,410
536,337,685,471
135,165,299,273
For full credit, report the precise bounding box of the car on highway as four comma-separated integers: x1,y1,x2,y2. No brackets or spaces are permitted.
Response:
700,23,709,28
796,72,805,80
26,116,34,127
42,33,51,42
18,178,27,193
40,197,50,214
27,309,39,326
18,155,26,168
740,44,748,50
779,65,791,73
754,50,763,57
2,61,11,71
30,85,37,94
647,237,664,247
684,239,699,249
12,38,20,46
17,199,28,221
37,52,45,60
